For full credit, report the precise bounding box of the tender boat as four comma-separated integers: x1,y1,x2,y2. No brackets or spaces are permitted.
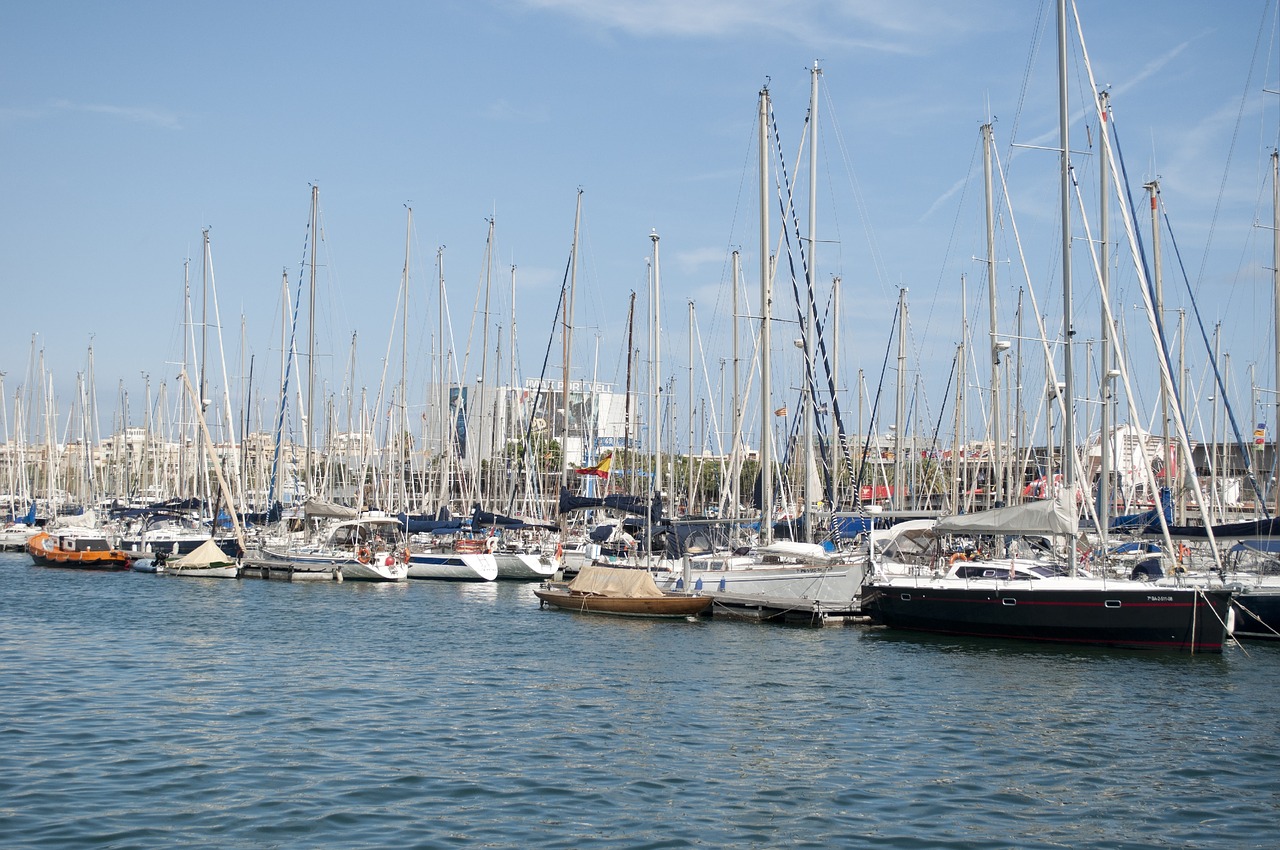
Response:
27,524,132,571
535,564,712,618
157,538,239,578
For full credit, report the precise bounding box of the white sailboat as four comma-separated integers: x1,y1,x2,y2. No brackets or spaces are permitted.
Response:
653,68,865,617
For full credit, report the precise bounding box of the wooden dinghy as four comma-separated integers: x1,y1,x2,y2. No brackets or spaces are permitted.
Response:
535,564,712,618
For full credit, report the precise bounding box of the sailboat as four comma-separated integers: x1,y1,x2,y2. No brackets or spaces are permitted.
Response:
861,0,1233,652
648,68,865,618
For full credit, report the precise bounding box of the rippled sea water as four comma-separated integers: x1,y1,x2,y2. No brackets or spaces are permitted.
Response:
0,550,1275,849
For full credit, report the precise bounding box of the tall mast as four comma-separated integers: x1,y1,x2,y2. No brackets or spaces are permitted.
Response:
1144,179,1169,507
894,288,907,509
1272,150,1280,516
478,216,494,499
802,60,820,542
400,206,412,513
758,84,774,545
982,122,1004,507
731,250,741,521
1057,0,1077,570
687,300,694,515
1097,92,1112,543
199,229,212,512
305,184,319,501
953,275,967,513
650,230,663,498
436,246,450,509
831,274,842,506
562,191,582,487
623,292,636,494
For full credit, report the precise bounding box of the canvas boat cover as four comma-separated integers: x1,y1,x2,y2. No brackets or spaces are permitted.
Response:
566,564,663,598
169,538,234,567
934,492,1078,537
303,499,359,519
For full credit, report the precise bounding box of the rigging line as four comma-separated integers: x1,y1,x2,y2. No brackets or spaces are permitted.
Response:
267,212,314,510
770,110,856,506
921,131,982,350
1162,204,1270,516
924,350,959,501
853,296,901,506
506,253,571,517
1007,0,1051,168
1192,0,1273,295
824,85,890,296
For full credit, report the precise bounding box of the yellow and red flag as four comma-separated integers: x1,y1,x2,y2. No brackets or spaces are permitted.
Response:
575,451,613,478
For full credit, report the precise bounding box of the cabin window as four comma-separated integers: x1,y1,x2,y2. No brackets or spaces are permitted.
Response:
1105,599,1122,609
1002,597,1017,606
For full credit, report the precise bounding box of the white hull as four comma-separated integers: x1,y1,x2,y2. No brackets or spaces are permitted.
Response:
0,525,40,550
341,556,409,582
494,551,557,580
407,551,497,581
656,559,865,607
160,564,239,579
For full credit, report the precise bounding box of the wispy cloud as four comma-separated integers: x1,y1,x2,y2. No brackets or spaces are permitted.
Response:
509,0,968,54
483,98,550,124
673,245,728,272
52,99,182,129
920,175,967,222
1110,37,1199,99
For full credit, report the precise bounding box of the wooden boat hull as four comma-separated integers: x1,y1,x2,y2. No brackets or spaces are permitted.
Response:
27,532,132,571
534,587,712,618
862,580,1232,652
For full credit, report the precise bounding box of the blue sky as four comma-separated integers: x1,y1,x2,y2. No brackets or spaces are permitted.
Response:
2,0,1278,447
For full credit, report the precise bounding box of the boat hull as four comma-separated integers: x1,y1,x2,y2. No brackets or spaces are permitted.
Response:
1231,588,1280,639
161,564,240,579
493,551,557,580
340,557,408,582
26,532,132,571
863,579,1232,652
407,551,497,581
534,587,712,618
659,562,864,607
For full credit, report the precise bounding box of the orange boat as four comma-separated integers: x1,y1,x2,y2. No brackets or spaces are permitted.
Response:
27,529,133,571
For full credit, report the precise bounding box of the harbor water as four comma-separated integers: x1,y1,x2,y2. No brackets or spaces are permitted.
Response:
1,550,1275,849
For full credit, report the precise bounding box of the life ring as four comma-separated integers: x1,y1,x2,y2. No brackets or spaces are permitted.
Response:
400,547,411,564
1177,542,1190,565
486,536,498,553
555,542,564,560
356,546,372,564
948,553,970,566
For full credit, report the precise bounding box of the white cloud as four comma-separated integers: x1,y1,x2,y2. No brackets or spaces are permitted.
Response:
509,0,976,54
484,98,551,124
52,99,181,129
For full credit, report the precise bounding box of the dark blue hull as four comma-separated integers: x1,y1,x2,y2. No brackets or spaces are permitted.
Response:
863,582,1232,652
1232,589,1280,639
